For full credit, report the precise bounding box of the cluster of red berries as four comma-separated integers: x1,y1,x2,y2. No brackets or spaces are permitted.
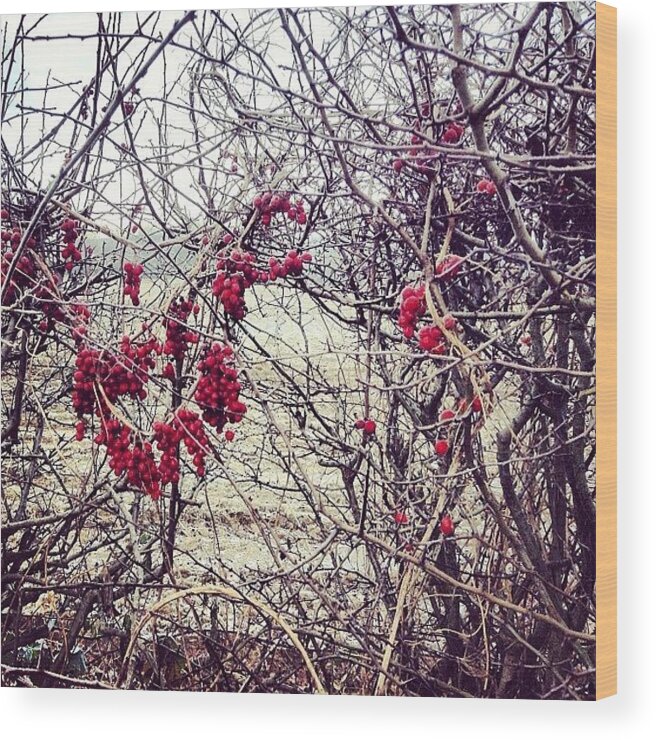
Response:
163,297,199,359
125,442,161,498
417,325,446,354
435,254,464,280
252,192,307,226
268,249,311,280
175,408,211,476
441,122,464,144
123,262,143,306
418,317,457,355
194,343,247,433
476,178,496,196
392,100,445,175
392,140,434,176
399,285,461,352
211,248,311,320
94,417,162,499
35,276,91,341
393,510,409,525
72,336,159,417
153,420,183,485
154,408,211,485
72,346,121,416
1,224,35,249
60,219,82,271
2,250,36,306
436,396,484,428
69,301,91,343
355,418,377,435
35,276,65,332
212,249,264,320
119,332,161,371
1,225,38,305
398,285,426,338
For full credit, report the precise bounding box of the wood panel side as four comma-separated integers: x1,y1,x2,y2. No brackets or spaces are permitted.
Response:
596,0,617,701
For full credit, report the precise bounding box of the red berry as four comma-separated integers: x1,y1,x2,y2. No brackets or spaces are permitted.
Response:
225,429,235,442
392,158,404,173
439,515,455,537
394,511,408,525
441,125,461,144
471,396,483,413
434,439,449,456
435,255,464,280
443,314,457,331
439,409,456,423
363,419,376,435
477,178,496,195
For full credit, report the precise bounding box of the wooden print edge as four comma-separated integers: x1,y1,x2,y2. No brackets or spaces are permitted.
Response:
595,1,617,701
